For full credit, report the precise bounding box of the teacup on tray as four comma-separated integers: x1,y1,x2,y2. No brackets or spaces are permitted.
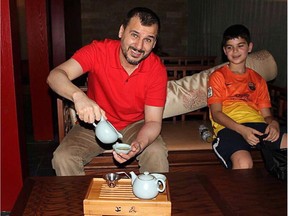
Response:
113,142,131,154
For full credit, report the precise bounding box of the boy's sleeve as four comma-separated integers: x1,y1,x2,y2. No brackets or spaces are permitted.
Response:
207,71,225,105
257,78,272,109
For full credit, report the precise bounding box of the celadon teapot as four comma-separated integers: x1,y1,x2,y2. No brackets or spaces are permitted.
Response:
130,171,166,199
93,116,123,143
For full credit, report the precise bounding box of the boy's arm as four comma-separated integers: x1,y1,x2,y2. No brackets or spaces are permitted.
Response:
210,103,263,146
260,108,280,142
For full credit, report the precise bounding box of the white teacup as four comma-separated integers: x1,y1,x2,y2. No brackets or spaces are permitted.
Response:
93,116,123,144
113,142,131,154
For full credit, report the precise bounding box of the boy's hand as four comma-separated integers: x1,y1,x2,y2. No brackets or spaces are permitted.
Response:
240,125,263,146
263,120,280,142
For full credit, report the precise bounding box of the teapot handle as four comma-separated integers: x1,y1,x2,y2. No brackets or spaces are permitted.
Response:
156,179,166,192
92,116,105,128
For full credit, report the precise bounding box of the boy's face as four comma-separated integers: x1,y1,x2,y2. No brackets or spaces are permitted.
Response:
223,37,253,65
118,16,158,66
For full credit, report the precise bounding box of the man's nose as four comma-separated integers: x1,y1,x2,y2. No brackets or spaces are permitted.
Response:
134,39,144,50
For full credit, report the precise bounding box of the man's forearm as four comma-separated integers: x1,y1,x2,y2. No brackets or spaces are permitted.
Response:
135,121,162,150
47,69,83,101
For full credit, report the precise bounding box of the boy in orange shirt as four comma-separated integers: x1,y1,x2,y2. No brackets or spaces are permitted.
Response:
207,24,287,169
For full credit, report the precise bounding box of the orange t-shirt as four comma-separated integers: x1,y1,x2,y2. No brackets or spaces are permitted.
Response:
207,65,271,135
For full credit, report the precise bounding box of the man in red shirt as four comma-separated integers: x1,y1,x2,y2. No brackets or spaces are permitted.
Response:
47,7,169,176
208,24,287,169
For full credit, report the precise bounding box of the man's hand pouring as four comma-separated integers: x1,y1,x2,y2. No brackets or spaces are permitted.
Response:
72,91,105,123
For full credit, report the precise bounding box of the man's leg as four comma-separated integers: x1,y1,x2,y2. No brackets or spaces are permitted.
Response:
121,121,169,173
52,124,105,176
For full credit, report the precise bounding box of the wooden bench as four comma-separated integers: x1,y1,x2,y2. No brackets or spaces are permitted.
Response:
161,56,217,67
56,101,263,175
83,84,285,176
55,55,269,176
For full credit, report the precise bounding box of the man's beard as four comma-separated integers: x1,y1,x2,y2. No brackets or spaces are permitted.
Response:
122,46,149,65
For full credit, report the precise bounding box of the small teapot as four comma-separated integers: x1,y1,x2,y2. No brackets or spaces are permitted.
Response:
93,116,123,144
130,171,166,199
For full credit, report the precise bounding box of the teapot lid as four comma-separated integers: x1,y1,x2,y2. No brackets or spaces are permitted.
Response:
138,171,154,181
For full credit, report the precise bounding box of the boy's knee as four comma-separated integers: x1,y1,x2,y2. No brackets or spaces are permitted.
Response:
231,150,253,169
232,157,253,169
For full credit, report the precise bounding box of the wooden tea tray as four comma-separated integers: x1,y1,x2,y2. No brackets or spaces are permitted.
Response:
83,178,171,216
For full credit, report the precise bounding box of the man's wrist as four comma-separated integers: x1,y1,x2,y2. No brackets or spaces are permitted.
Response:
72,91,86,103
136,141,144,154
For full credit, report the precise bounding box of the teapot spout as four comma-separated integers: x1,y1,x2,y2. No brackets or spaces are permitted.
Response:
129,171,137,184
117,131,123,139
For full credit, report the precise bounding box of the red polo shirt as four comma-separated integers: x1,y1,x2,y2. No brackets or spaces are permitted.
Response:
72,39,167,130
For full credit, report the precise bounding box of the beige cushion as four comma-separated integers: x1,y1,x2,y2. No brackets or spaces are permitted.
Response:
163,50,277,119
245,49,277,81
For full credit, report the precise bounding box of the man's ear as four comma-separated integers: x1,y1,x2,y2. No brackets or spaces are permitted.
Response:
152,40,157,48
248,42,253,53
118,25,124,38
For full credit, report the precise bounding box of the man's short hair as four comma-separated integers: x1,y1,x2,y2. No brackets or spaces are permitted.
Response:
122,7,161,35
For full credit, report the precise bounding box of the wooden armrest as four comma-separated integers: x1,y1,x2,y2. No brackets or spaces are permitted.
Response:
57,86,87,143
57,97,65,142
268,84,287,122
57,97,77,143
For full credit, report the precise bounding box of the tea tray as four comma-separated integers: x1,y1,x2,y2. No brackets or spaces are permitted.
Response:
83,178,171,216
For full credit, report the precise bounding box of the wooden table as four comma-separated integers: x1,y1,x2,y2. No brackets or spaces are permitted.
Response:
11,167,287,215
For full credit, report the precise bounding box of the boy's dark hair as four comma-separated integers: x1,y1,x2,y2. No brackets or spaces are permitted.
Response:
222,24,251,47
122,7,161,35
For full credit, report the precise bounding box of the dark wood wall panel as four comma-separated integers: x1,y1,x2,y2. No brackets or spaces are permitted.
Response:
25,0,53,140
1,0,24,210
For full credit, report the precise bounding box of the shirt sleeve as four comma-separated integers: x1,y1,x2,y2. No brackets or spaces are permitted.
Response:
72,41,99,73
145,60,168,107
256,77,271,109
207,71,225,106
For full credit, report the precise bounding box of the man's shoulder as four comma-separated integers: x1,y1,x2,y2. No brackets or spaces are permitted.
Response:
147,52,162,62
89,39,119,48
142,52,165,69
